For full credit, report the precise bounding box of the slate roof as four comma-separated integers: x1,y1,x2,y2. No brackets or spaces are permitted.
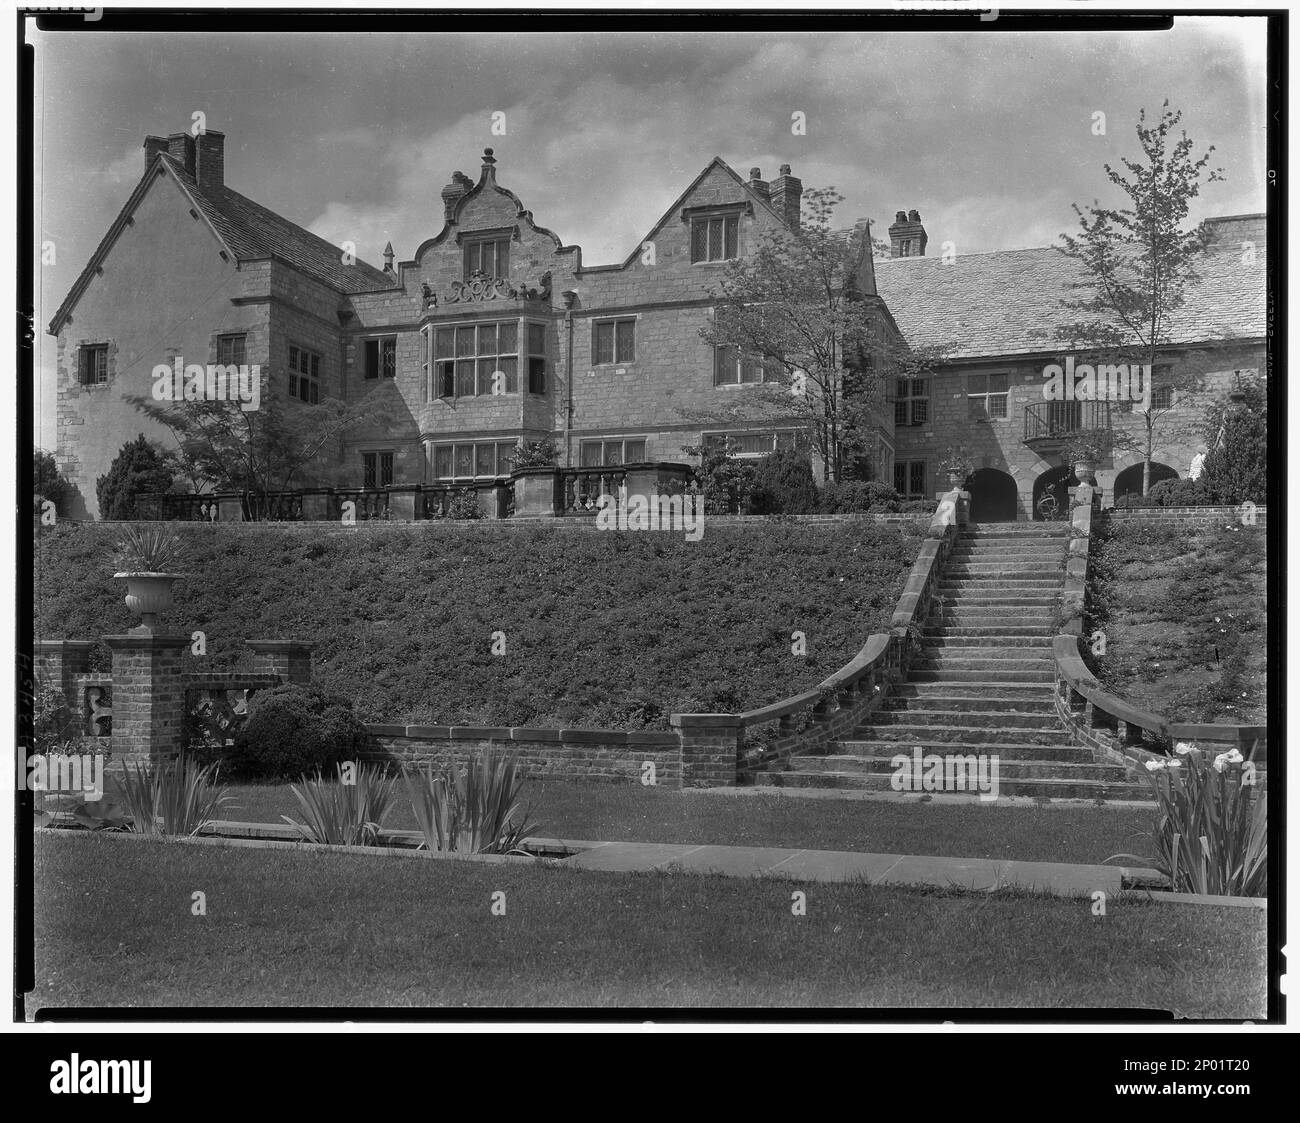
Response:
158,153,393,294
874,238,1267,360
49,153,394,334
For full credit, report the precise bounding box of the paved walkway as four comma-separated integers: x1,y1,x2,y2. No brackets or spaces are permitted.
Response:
545,838,1153,897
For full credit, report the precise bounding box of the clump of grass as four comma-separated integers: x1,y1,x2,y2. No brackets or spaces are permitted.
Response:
115,757,231,836
403,746,538,855
283,762,397,846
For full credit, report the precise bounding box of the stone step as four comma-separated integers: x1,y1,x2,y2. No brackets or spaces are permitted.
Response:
790,754,1129,782
924,625,1056,638
944,560,1063,571
935,611,1059,624
869,708,1066,731
914,656,1056,672
833,739,1092,762
910,668,1057,684
893,681,1056,699
940,578,1063,589
857,726,1074,747
753,770,1151,800
883,694,1058,715
922,635,1056,648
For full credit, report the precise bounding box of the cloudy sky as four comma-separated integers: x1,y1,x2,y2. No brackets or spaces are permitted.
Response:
32,20,1268,446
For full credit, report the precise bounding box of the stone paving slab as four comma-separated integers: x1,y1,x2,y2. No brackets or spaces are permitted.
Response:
563,838,1145,897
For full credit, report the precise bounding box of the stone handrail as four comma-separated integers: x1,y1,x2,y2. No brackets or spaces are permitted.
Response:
1052,483,1267,764
671,488,969,784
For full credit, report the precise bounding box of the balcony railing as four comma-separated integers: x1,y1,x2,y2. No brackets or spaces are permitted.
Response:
1023,400,1112,445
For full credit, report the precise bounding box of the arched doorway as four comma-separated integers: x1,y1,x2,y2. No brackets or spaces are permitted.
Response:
1113,461,1178,503
965,467,1019,522
1033,465,1078,521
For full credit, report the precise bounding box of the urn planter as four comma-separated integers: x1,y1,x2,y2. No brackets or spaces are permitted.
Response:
1073,460,1098,485
114,572,182,633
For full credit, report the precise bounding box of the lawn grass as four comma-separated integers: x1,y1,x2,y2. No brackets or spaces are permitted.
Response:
30,832,1265,1014
209,780,1153,865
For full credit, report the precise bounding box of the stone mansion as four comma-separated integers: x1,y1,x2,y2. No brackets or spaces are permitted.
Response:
49,128,1267,521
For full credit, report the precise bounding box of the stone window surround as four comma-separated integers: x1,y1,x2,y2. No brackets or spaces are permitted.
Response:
591,315,638,366
702,428,802,458
360,448,396,488
967,371,1011,421
894,458,928,499
73,339,114,388
682,202,750,265
426,318,547,400
287,339,323,405
579,435,649,467
362,334,398,381
426,438,518,482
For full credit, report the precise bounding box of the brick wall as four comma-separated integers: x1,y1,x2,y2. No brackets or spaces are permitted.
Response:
1105,505,1267,530
362,724,682,785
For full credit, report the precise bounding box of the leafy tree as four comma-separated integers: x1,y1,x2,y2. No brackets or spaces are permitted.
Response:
34,448,73,516
512,439,557,469
1055,101,1227,495
127,369,394,495
696,186,944,483
95,435,174,520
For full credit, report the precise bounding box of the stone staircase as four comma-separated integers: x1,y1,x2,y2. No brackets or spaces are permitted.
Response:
757,522,1149,800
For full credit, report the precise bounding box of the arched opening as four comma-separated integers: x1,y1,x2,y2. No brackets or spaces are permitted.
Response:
1113,461,1179,502
1033,465,1078,521
965,467,1020,522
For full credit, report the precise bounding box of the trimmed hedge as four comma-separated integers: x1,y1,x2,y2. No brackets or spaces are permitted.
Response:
36,520,922,730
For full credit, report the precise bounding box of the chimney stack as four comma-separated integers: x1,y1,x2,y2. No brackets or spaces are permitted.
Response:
747,167,769,200
888,208,928,257
195,130,225,187
769,164,802,230
166,133,196,176
143,136,168,170
440,170,473,224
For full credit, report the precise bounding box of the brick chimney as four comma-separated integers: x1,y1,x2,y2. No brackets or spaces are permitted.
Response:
747,167,770,201
166,133,196,176
440,170,473,223
769,164,802,230
888,209,928,257
195,130,225,187
143,136,168,170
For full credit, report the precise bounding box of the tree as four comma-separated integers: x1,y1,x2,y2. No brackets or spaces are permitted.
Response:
696,186,944,483
1055,101,1226,495
33,448,73,516
95,435,174,520
127,370,394,495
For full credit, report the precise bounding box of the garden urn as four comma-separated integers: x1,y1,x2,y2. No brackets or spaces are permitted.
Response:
114,572,182,632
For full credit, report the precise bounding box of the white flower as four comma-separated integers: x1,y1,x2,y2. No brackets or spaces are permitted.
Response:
1145,760,1170,772
1174,742,1197,755
1213,748,1244,773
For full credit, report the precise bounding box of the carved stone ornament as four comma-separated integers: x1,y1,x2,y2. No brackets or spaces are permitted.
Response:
446,272,519,303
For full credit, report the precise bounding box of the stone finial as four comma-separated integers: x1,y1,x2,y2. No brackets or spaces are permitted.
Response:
382,242,395,272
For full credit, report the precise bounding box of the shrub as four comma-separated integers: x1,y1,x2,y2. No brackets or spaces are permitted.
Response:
820,480,901,513
446,488,485,519
95,435,173,521
1146,477,1211,507
283,762,397,846
33,685,79,755
34,449,73,517
748,449,820,515
683,442,756,515
224,684,367,780
1200,408,1267,506
898,498,939,514
1107,744,1265,897
512,439,557,469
